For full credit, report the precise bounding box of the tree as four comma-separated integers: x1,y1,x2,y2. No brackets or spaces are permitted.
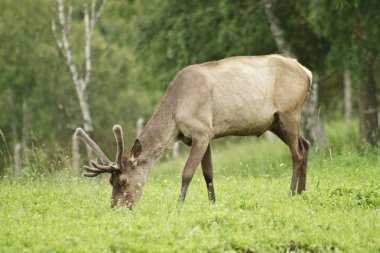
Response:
51,0,107,166
0,0,51,173
305,0,379,146
51,0,107,134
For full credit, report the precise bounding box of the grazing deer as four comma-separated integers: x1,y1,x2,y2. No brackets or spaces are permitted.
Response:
76,54,311,208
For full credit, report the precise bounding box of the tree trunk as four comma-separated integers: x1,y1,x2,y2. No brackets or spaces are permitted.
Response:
344,70,352,124
136,117,144,137
301,76,328,148
13,98,30,176
22,97,29,147
264,0,327,148
172,142,179,159
78,89,95,160
72,133,81,175
358,55,379,146
263,0,293,57
14,143,23,177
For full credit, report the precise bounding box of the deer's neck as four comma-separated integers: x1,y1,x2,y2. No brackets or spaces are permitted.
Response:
137,95,178,171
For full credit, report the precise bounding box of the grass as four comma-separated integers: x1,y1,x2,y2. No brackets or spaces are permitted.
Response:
0,121,379,252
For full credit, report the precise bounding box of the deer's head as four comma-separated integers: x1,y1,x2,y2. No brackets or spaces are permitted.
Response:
75,125,145,208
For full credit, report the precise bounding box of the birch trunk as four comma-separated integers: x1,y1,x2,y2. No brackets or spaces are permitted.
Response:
300,76,327,147
344,70,352,124
72,133,81,174
358,55,379,146
172,142,179,159
263,0,293,58
13,98,29,176
264,0,327,148
22,97,29,147
14,143,23,177
136,117,144,137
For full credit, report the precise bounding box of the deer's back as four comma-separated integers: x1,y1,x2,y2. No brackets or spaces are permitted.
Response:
171,55,311,138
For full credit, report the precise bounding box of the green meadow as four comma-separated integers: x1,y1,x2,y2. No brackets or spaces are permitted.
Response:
0,121,379,253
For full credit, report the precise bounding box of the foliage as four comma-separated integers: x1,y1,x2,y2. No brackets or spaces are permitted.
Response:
130,0,277,90
303,0,380,79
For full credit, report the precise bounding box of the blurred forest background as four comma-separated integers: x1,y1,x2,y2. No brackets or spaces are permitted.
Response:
0,0,379,175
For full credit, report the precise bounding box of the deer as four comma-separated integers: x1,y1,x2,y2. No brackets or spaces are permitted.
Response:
75,54,311,208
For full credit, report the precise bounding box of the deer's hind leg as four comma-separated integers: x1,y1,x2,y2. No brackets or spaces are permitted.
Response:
297,136,310,193
201,144,215,202
269,111,305,195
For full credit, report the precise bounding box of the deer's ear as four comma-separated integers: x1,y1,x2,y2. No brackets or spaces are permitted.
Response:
131,139,142,159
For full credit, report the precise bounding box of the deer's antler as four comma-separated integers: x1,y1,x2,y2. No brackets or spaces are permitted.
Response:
75,125,125,177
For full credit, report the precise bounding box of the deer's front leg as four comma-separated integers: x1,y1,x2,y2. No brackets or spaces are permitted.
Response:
179,136,209,202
